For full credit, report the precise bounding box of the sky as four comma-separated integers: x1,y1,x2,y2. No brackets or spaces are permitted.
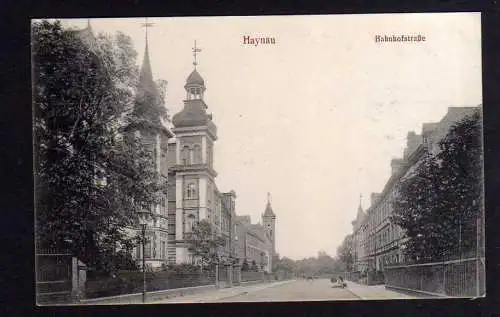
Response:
54,13,482,260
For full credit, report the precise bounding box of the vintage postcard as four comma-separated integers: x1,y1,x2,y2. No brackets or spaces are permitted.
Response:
32,13,484,305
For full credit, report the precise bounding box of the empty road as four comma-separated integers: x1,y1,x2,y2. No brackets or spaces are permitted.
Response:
154,278,361,303
213,278,359,302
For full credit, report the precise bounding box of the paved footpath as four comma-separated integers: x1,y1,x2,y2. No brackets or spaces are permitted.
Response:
344,281,417,300
150,280,297,304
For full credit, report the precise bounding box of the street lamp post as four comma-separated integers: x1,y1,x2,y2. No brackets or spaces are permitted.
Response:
141,223,147,303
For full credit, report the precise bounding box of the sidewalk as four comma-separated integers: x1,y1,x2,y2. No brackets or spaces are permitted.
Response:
345,282,416,300
150,279,296,303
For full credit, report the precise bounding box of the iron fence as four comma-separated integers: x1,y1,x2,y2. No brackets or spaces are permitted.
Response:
345,271,361,283
241,271,264,282
85,270,216,299
385,257,485,297
36,253,73,304
232,267,240,285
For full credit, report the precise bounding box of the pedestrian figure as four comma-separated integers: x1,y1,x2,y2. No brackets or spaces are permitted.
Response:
337,276,346,288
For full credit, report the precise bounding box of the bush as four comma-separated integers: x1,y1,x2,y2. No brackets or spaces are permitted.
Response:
165,263,202,274
85,269,217,299
241,259,250,271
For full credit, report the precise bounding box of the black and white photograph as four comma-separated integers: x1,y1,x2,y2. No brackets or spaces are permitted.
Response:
32,13,484,305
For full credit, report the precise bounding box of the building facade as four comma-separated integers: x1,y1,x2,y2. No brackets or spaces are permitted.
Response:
108,36,279,269
232,196,276,272
350,106,480,272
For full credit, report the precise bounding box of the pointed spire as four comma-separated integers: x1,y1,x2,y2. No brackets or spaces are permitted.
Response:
264,192,275,218
357,194,363,213
138,18,157,97
356,194,365,220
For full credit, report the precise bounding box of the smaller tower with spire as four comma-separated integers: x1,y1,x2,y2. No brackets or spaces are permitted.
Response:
262,192,276,270
129,18,173,270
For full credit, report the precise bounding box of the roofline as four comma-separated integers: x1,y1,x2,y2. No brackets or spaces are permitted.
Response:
365,144,426,215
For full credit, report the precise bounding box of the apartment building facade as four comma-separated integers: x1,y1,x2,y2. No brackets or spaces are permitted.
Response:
351,106,480,272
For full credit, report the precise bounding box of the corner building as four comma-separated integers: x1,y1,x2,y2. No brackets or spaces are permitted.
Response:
166,63,235,264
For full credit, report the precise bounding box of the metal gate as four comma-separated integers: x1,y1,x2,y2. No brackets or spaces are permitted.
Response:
36,252,73,304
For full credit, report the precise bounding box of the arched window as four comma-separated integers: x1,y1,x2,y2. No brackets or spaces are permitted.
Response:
186,183,197,199
181,146,190,165
193,144,202,164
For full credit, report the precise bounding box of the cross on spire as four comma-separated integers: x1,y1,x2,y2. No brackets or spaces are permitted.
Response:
192,40,202,68
267,192,271,204
141,17,155,42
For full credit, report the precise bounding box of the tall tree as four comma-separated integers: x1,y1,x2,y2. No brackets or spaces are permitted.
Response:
391,109,483,263
185,219,225,268
33,20,162,273
391,153,445,262
336,235,354,271
436,109,483,258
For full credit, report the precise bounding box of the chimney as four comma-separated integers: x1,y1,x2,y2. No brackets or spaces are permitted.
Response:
390,158,405,175
404,131,422,158
421,122,438,146
370,193,381,206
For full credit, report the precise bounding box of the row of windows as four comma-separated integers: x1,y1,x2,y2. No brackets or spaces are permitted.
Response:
357,224,404,253
379,252,400,268
246,246,265,263
135,240,168,260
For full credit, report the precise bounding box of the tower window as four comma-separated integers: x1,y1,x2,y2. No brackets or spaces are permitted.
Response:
181,146,190,165
186,183,197,199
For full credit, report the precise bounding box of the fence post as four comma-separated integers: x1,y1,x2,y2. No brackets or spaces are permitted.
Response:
215,264,219,288
228,264,233,288
476,217,481,297
235,264,242,284
71,257,86,301
443,263,446,296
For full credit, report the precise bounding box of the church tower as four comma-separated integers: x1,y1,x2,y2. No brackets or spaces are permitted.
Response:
262,193,276,269
129,19,174,269
171,41,218,264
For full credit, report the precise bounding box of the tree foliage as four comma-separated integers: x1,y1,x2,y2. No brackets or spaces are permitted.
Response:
184,219,225,267
336,235,354,271
391,109,483,263
33,20,164,274
293,250,345,275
